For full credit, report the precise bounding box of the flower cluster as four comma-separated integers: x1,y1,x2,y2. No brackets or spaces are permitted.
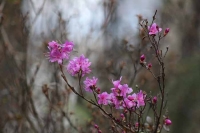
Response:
97,77,145,110
67,54,91,76
47,40,91,77
47,41,74,64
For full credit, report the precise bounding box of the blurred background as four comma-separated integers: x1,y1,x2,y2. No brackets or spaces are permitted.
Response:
0,0,200,132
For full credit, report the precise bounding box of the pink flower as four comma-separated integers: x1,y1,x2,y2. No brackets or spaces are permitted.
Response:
137,90,145,107
125,90,145,108
118,84,133,97
47,41,62,64
140,54,145,62
49,48,63,64
47,40,74,64
109,77,133,109
98,92,110,105
124,94,137,109
148,23,162,35
61,41,74,59
83,77,98,92
48,41,59,49
111,84,133,98
127,93,137,101
164,118,172,126
112,77,122,88
67,54,91,76
111,77,133,98
109,93,122,109
123,98,136,109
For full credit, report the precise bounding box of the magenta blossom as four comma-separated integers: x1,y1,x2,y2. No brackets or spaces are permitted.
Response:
111,77,132,98
67,54,91,76
137,90,145,107
98,92,110,105
111,84,133,98
110,77,133,109
124,90,145,108
123,98,136,109
112,76,122,88
148,23,162,35
48,41,59,49
61,41,74,59
48,48,63,64
119,84,133,97
47,41,62,64
123,93,137,109
83,77,98,92
109,93,122,109
47,40,74,64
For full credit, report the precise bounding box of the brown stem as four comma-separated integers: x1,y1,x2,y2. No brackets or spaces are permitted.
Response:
78,71,83,96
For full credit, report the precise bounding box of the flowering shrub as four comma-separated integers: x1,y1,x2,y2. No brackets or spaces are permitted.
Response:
46,11,172,133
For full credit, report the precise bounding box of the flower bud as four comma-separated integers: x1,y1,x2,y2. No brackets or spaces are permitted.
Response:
116,119,120,123
98,130,102,133
152,96,157,104
135,122,139,127
124,109,128,114
140,54,145,62
96,88,101,94
164,28,170,36
94,124,99,129
156,25,159,30
147,63,152,69
164,118,172,126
